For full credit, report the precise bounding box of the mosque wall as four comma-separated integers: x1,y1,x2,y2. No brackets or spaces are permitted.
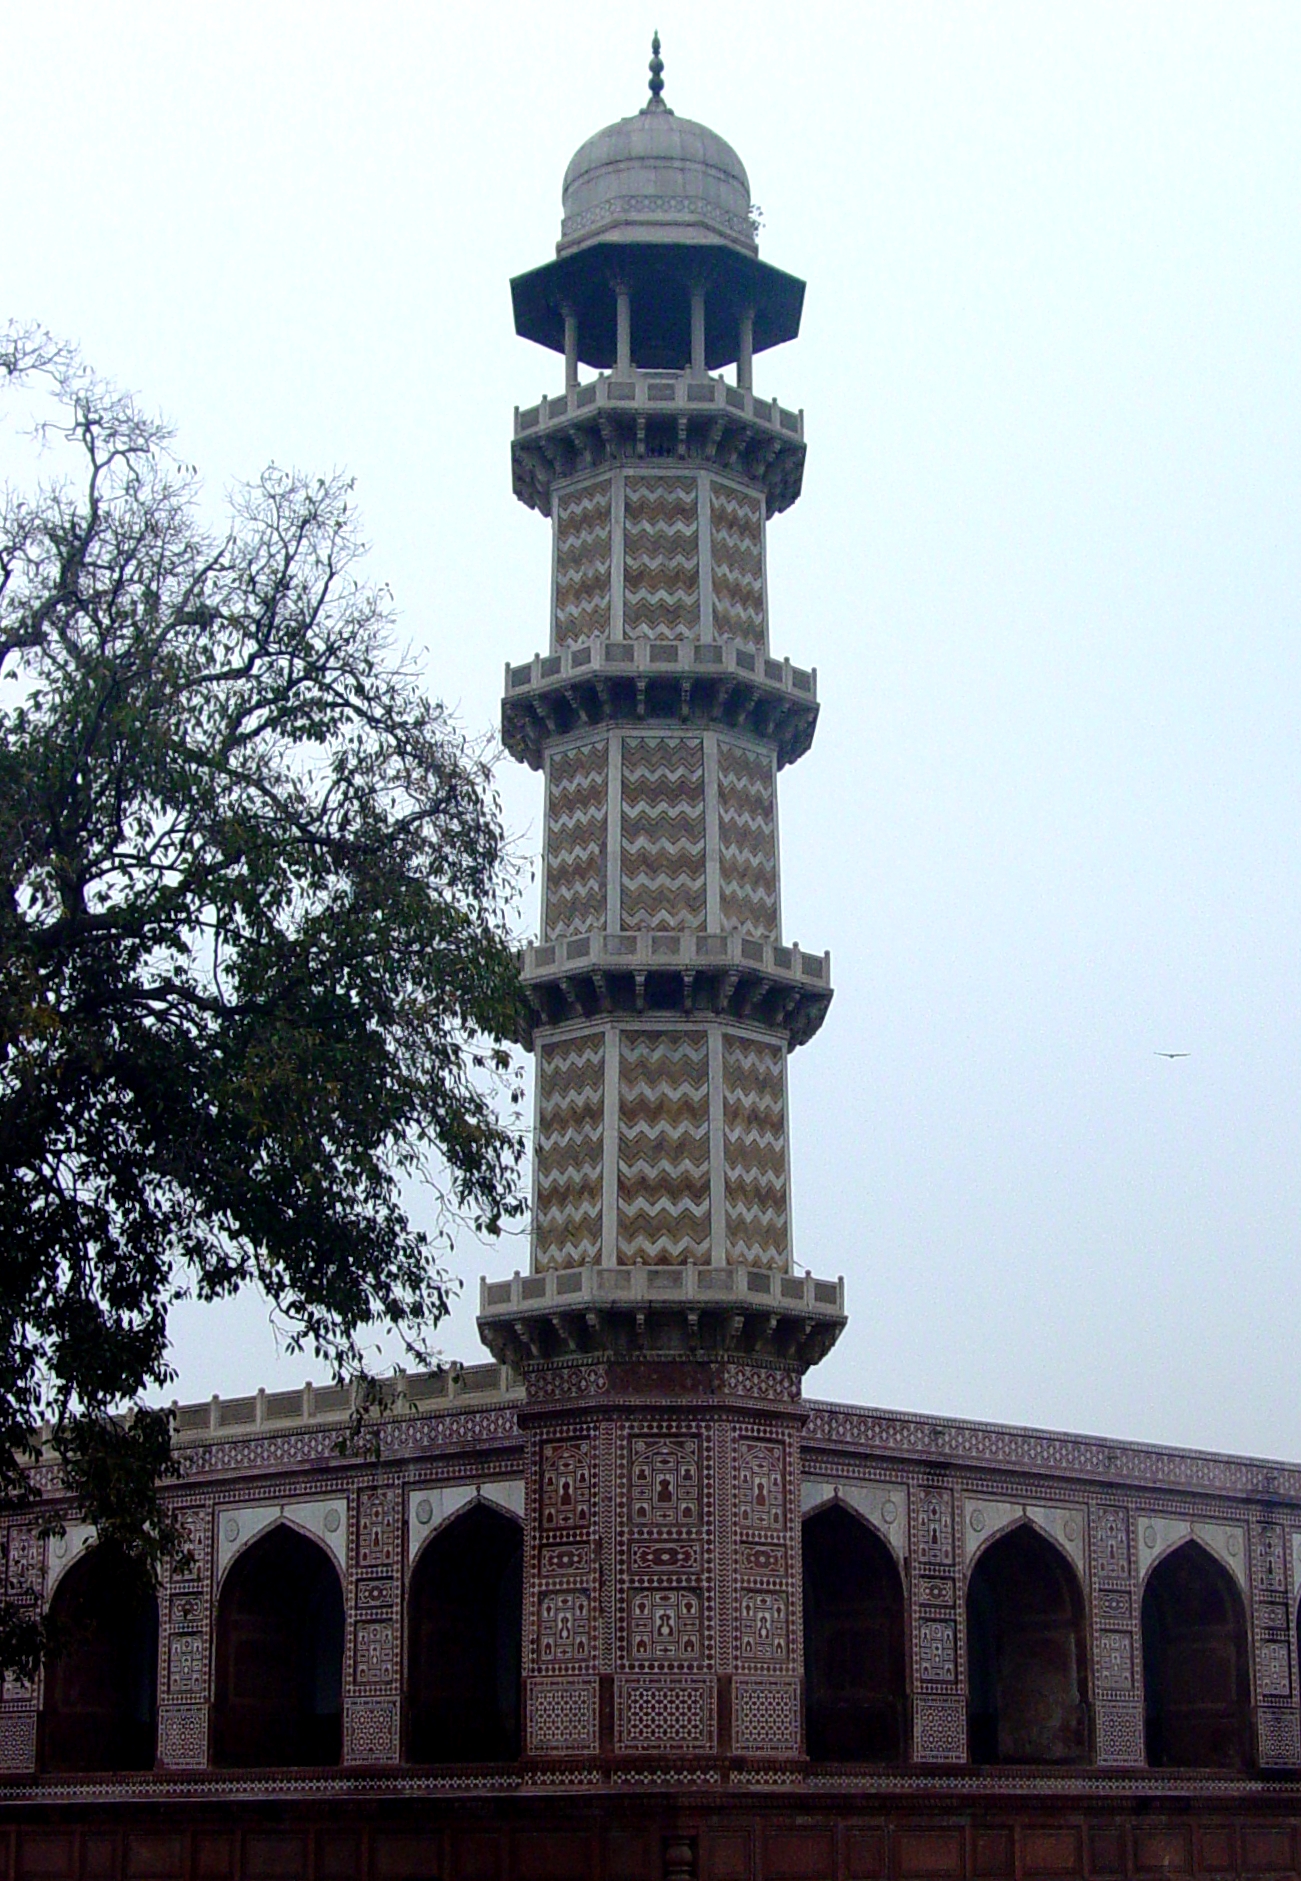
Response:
3,1391,1301,1791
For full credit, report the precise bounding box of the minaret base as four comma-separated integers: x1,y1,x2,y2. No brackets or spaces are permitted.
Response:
513,1353,813,1768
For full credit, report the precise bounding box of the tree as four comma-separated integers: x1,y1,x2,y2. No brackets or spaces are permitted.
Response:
0,326,528,1674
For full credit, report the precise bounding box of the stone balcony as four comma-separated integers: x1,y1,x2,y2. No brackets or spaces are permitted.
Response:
511,369,806,516
502,633,818,771
518,928,833,1047
478,1261,846,1369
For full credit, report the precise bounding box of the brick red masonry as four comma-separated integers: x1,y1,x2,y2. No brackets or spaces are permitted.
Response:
6,1794,1301,1881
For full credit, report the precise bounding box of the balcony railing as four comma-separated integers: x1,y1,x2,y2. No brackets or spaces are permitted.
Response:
505,634,816,701
515,371,803,440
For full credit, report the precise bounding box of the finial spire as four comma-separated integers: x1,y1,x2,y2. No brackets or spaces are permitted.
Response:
645,31,667,112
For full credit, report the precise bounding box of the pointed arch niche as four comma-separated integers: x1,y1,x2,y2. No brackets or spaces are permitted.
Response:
966,1522,1090,1765
801,1498,907,1762
212,1523,345,1768
40,1543,158,1772
1142,1539,1253,1770
407,1500,523,1763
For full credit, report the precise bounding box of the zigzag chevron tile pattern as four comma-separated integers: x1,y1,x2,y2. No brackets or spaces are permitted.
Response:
710,483,766,650
545,741,608,939
534,1033,605,1269
618,1030,710,1265
723,1033,788,1269
621,736,706,931
717,740,779,940
554,481,611,646
623,475,699,640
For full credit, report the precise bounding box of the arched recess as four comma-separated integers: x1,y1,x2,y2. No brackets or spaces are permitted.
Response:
1142,1539,1253,1769
967,1521,1090,1765
407,1501,523,1763
802,1501,907,1762
40,1544,158,1772
213,1523,345,1768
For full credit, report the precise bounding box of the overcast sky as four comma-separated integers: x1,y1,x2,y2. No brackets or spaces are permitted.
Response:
5,2,1301,1461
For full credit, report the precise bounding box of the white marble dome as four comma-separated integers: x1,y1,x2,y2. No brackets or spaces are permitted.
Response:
558,103,757,258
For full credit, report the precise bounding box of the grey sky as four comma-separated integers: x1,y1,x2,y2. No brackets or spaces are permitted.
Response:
5,3,1300,1459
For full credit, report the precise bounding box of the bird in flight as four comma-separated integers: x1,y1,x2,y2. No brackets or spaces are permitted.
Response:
1154,1051,1190,1059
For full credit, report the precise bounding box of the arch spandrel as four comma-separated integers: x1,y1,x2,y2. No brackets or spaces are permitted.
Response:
800,1481,908,1566
962,1499,1087,1582
407,1481,525,1569
44,1522,97,1599
1136,1516,1246,1593
215,1497,347,1587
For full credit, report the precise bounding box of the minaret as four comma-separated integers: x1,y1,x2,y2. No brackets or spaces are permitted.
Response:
479,43,844,1770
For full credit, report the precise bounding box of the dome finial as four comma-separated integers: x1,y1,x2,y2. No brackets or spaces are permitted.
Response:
644,30,667,112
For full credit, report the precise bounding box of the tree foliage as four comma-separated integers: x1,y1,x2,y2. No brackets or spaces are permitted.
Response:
0,326,527,1673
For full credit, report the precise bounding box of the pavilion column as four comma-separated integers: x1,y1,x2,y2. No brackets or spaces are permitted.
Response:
690,288,707,376
738,307,754,391
615,284,632,376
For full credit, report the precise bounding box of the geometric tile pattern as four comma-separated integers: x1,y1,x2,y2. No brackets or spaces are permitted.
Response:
620,735,706,932
717,739,778,940
554,480,611,647
534,1033,605,1270
910,1486,965,1762
733,1675,801,1752
616,1674,714,1750
710,482,765,650
1090,1503,1144,1767
343,1698,399,1763
623,474,699,641
1252,1519,1299,1763
527,1675,598,1753
722,1034,788,1269
617,1030,710,1265
545,739,608,940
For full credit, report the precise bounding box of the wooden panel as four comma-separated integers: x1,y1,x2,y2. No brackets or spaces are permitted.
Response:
195,1839,235,1880
125,1839,184,1880
897,1831,964,1878
514,1838,590,1881
1086,1829,1124,1876
244,1838,307,1881
602,1836,656,1881
973,1831,1012,1877
449,1838,501,1881
1197,1827,1235,1873
702,1833,751,1881
1022,1830,1081,1877
1133,1829,1191,1874
317,1837,361,1881
373,1838,441,1881
1242,1826,1293,1871
846,1831,887,1880
17,1840,75,1881
762,1831,834,1881
84,1843,116,1881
